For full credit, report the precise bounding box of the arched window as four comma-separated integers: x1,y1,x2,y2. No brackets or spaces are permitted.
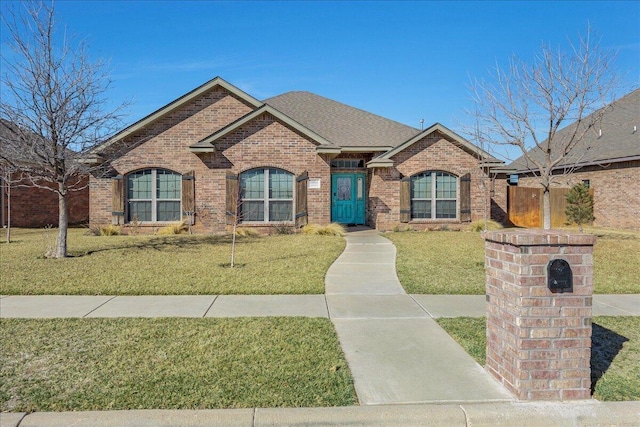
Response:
411,171,457,219
127,169,181,222
240,168,293,222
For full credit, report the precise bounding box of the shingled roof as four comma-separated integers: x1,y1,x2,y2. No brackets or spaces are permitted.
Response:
509,88,640,172
265,91,421,150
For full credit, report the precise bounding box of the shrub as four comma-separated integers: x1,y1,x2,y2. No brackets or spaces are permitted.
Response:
271,223,295,235
235,227,260,237
565,183,595,232
86,224,122,236
301,224,322,235
156,221,188,235
301,223,345,236
468,219,503,232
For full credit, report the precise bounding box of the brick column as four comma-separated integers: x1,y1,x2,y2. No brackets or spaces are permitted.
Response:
483,229,595,400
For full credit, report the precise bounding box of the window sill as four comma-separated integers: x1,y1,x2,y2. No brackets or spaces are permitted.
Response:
409,219,460,223
239,222,295,226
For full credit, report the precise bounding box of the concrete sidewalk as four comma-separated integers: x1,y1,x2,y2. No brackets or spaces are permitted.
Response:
2,293,636,319
3,401,639,427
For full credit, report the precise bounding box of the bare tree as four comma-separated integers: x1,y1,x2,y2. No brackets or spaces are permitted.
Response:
0,166,20,243
0,1,125,257
469,27,619,229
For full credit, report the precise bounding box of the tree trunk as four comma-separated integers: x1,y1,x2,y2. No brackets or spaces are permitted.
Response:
5,177,11,244
542,186,551,230
55,184,68,258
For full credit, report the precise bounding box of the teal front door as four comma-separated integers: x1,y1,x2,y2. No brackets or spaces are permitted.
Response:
331,173,366,224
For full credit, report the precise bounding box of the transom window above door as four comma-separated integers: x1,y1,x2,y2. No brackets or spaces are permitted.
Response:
240,168,293,222
410,171,457,219
127,169,182,222
330,158,365,169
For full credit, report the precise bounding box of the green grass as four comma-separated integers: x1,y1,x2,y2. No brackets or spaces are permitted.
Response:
0,318,357,411
0,228,345,295
387,230,640,294
388,231,486,294
436,316,640,401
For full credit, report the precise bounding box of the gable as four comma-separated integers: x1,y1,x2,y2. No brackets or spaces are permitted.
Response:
190,105,340,154
90,77,262,162
369,123,503,169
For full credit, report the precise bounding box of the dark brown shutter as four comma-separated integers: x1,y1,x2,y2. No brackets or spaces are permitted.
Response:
399,177,411,223
112,175,124,225
460,173,472,222
182,171,195,225
226,173,238,225
295,171,308,227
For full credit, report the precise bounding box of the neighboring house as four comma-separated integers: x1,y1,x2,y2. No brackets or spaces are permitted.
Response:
88,77,506,233
0,120,89,228
508,89,640,230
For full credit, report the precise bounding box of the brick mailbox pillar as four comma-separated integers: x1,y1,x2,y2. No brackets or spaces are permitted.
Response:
483,229,595,400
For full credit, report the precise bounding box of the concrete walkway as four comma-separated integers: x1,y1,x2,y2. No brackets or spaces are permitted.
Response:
324,229,513,405
1,293,637,318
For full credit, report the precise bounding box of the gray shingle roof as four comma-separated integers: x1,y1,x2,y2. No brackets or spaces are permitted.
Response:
264,91,421,149
509,88,640,172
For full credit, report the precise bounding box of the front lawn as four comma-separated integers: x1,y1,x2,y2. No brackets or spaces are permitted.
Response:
387,230,640,294
436,316,640,401
0,228,345,295
0,318,357,411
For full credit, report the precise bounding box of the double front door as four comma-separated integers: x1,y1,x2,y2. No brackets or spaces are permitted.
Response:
331,173,365,225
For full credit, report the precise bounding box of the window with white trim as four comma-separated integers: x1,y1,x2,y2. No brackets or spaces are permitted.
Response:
240,168,293,222
411,171,457,219
127,169,181,222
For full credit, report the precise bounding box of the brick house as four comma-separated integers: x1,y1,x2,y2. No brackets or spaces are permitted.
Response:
0,120,89,228
88,77,506,233
508,89,640,230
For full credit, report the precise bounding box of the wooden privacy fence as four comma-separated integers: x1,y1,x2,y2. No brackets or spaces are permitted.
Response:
508,186,593,228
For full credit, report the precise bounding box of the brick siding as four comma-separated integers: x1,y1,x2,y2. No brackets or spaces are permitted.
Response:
2,173,89,228
484,229,595,400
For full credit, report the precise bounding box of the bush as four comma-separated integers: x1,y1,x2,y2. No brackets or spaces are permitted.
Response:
468,219,503,232
156,221,188,235
271,223,295,235
565,183,594,231
235,227,260,237
301,223,345,236
86,224,122,236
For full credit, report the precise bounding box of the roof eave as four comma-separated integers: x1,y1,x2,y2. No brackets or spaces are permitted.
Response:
340,146,393,152
513,154,640,174
77,154,104,165
189,145,215,154
366,159,394,168
316,146,342,154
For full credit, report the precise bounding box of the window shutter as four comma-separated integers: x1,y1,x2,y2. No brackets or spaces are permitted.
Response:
399,177,411,223
226,173,238,225
111,175,124,225
182,171,195,225
295,171,308,227
460,173,471,222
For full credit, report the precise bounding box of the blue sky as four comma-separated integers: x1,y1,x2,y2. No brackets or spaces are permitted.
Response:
2,1,639,159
